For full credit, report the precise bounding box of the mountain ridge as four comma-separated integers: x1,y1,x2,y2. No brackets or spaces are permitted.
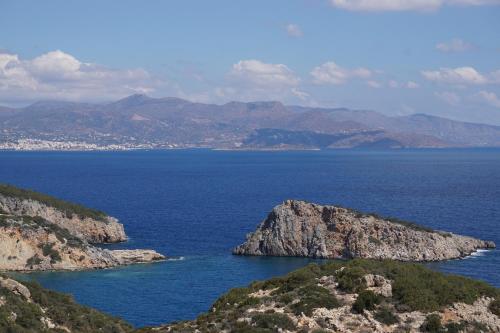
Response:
1,95,500,149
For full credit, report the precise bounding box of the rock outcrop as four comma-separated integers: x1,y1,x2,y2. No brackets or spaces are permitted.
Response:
0,184,165,271
233,200,495,261
0,214,165,271
0,185,126,243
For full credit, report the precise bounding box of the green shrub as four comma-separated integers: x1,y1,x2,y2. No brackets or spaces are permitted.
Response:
335,266,366,292
39,242,62,263
211,287,255,311
420,314,442,333
374,307,399,325
391,264,498,312
277,293,294,305
445,321,465,333
290,284,340,316
352,290,381,313
489,298,500,316
0,279,133,333
25,255,42,267
367,212,435,233
252,313,295,330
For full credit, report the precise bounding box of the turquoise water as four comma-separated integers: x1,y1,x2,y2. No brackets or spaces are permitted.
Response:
0,149,499,327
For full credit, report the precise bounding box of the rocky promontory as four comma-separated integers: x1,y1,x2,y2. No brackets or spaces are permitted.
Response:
233,200,495,261
0,184,165,271
0,184,126,243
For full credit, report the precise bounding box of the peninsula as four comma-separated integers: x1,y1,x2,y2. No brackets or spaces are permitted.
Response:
0,184,165,271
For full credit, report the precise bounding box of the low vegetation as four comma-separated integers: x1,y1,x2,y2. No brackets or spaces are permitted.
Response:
145,259,499,332
359,211,436,233
352,290,381,313
0,276,133,333
489,298,500,316
374,306,399,325
0,183,107,222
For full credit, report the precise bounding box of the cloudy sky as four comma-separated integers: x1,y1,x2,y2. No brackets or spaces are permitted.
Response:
1,0,500,124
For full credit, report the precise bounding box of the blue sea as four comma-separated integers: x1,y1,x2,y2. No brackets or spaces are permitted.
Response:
0,149,499,327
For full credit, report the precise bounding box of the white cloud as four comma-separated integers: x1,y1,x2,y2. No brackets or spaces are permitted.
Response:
310,61,372,85
367,80,382,88
286,24,303,38
330,0,500,12
291,88,310,100
229,60,299,87
435,91,461,105
421,66,488,85
0,50,160,104
436,38,472,53
407,81,419,89
475,90,500,108
221,59,306,102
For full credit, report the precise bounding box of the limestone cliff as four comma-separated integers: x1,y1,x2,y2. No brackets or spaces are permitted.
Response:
0,184,126,243
233,200,495,261
0,215,164,271
0,184,165,271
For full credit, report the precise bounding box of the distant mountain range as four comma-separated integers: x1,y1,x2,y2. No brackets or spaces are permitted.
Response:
1,94,500,149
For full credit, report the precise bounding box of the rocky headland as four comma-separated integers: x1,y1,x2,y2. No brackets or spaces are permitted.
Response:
233,200,495,261
0,184,165,271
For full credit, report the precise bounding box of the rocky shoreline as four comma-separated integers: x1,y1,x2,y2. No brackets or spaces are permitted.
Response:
233,200,495,261
0,189,498,332
0,184,165,271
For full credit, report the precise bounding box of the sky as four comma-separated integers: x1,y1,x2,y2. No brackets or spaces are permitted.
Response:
1,0,500,124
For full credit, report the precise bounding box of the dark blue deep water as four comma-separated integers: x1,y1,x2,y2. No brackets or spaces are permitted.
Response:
0,149,499,327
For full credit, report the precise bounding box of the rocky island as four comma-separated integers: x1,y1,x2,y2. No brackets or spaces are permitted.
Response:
0,184,165,271
233,200,495,261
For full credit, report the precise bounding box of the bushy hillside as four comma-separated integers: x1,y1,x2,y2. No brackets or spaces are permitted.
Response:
0,275,132,333
140,259,500,332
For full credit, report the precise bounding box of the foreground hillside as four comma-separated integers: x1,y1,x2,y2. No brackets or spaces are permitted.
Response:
1,260,498,332
142,260,500,333
0,275,133,332
0,184,165,271
2,95,500,149
234,200,495,261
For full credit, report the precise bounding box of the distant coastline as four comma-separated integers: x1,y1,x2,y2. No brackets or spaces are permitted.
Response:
2,139,494,152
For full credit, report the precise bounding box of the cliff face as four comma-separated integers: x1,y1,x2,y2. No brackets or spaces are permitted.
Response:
0,194,126,243
0,215,164,271
233,200,495,261
0,184,164,271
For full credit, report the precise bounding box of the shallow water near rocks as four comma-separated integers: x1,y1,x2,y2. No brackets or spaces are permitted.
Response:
1,149,499,327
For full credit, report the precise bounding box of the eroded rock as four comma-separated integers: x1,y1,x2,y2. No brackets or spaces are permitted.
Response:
233,200,495,261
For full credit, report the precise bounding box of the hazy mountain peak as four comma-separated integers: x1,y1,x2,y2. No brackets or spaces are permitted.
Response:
111,94,154,106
